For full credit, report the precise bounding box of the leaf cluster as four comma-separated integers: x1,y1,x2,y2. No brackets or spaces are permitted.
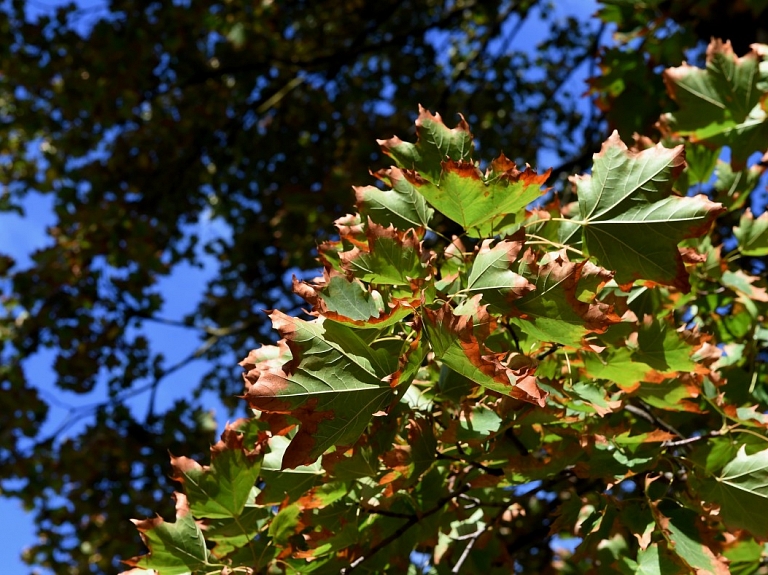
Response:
128,39,768,574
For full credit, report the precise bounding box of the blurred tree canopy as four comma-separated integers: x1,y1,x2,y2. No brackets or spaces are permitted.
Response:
0,0,766,572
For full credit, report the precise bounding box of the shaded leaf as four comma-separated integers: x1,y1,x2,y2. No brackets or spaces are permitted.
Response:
510,249,621,347
258,435,324,505
653,503,729,575
734,208,768,256
125,494,209,575
243,312,423,468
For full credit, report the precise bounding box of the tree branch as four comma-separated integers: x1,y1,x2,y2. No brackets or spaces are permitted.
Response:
341,484,471,574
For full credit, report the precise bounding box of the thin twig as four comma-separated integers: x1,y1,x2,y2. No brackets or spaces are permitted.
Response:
626,401,685,440
341,484,470,574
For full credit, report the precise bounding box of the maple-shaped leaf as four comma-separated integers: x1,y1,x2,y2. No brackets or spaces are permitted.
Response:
735,208,768,256
421,304,546,406
702,445,768,538
170,421,261,519
340,221,426,286
661,39,768,168
124,493,210,575
572,133,724,291
378,105,473,183
404,157,549,237
257,435,324,505
465,230,535,313
583,320,699,389
356,167,434,231
293,273,414,329
652,503,730,575
242,311,424,468
510,249,621,348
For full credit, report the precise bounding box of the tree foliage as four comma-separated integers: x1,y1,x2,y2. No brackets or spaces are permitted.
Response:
1,0,768,573
125,36,768,573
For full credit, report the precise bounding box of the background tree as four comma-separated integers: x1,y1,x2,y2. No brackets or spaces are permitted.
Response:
0,0,766,572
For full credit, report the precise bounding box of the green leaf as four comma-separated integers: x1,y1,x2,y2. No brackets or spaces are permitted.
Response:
170,424,261,519
268,502,302,546
258,435,324,505
243,312,423,468
378,105,473,183
465,232,534,313
574,133,723,291
661,39,768,168
714,161,762,211
634,319,698,373
340,222,426,285
422,304,546,405
407,157,549,236
703,445,768,538
636,543,686,575
654,503,729,574
510,249,621,347
126,495,209,575
356,167,434,230
682,142,719,186
293,274,414,328
735,208,768,256
205,507,269,557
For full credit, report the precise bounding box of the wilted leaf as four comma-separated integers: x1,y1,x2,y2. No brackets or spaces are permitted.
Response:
125,494,209,575
510,249,621,347
243,312,423,468
293,273,414,328
340,221,426,285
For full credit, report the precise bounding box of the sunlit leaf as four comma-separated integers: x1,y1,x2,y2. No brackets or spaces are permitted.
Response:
661,39,768,168
573,133,723,291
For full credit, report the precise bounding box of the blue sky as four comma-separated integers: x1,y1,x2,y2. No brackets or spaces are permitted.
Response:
0,1,603,572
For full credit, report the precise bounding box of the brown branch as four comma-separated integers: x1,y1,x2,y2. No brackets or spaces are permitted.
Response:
341,483,471,574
